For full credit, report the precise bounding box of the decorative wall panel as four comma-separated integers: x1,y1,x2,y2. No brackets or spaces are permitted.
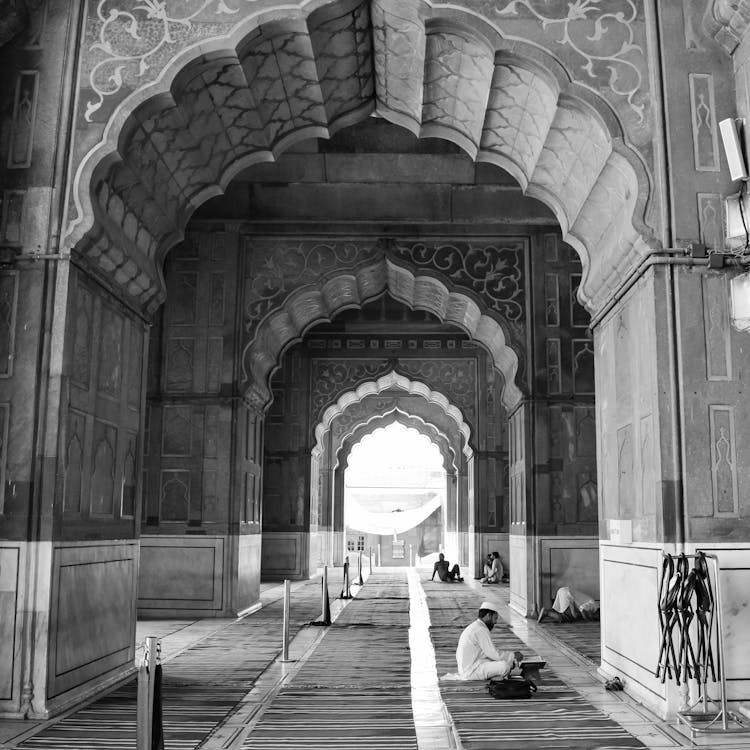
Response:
170,272,198,325
165,338,194,392
546,339,561,394
572,338,595,394
697,193,723,252
138,537,224,612
64,410,86,514
0,546,19,701
702,275,731,381
0,406,8,516
160,470,190,522
544,273,559,326
689,73,720,172
709,405,739,516
90,420,116,515
0,272,18,378
0,191,25,245
97,306,122,399
48,543,137,698
71,287,93,389
7,71,38,169
617,424,634,517
162,406,192,457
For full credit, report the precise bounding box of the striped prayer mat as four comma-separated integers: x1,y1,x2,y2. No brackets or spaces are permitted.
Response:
423,585,645,750
536,619,602,663
18,577,334,750
243,571,418,750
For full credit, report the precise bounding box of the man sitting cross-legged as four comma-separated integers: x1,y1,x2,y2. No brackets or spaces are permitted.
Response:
452,601,524,680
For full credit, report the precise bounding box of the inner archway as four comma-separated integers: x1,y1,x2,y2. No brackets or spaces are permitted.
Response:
344,422,446,567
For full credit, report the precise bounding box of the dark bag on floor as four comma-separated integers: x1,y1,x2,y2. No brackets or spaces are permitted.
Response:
488,677,537,699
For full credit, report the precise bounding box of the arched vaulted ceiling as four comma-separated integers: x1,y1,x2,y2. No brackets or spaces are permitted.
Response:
69,0,655,322
313,371,473,460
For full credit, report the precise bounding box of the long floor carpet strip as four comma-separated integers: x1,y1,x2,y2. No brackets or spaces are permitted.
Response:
17,577,336,750
536,619,602,664
421,582,645,750
242,571,418,750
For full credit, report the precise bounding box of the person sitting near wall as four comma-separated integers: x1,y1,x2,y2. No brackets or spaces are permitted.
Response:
431,552,464,582
480,551,504,584
537,586,600,623
478,553,493,580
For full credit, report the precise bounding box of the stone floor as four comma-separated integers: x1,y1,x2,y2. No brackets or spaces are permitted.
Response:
1,568,749,750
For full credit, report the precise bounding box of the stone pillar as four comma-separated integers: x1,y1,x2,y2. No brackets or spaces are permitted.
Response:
507,404,536,617
332,463,345,567
594,262,750,717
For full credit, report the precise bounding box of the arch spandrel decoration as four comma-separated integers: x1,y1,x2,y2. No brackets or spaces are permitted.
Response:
313,371,474,460
245,256,515,411
336,409,458,473
309,357,477,426
68,0,657,318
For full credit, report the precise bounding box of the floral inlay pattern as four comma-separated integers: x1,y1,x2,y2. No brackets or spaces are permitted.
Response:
85,0,242,122
495,0,646,121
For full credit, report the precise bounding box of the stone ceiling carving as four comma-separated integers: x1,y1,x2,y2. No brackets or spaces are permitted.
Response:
67,0,656,324
312,371,473,459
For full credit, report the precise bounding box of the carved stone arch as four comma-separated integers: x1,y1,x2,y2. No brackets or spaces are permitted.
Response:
68,0,657,320
313,371,474,460
247,257,521,413
335,409,458,474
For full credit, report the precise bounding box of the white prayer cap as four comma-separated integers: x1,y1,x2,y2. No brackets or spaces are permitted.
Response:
479,601,498,613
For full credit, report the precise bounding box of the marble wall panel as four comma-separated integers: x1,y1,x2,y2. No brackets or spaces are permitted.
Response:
600,543,665,708
237,534,261,613
48,542,137,698
0,271,19,378
695,545,750,699
138,536,224,612
508,532,529,616
0,546,19,701
539,537,599,609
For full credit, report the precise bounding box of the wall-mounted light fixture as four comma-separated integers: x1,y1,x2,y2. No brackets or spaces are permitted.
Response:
719,117,750,331
730,270,750,331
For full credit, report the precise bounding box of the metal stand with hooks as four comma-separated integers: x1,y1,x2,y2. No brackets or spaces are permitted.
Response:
661,552,750,737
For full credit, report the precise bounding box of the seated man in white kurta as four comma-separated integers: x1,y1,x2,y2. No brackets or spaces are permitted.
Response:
454,601,523,680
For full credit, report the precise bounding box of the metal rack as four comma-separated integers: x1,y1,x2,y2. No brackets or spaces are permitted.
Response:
659,552,750,736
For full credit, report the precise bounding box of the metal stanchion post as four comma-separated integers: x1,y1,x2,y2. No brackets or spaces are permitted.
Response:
322,565,331,625
137,636,160,750
357,550,364,585
369,547,372,574
409,544,413,567
280,579,295,662
377,543,381,567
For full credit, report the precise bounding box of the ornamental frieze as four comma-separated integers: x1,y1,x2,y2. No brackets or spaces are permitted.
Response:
245,237,527,345
310,358,477,425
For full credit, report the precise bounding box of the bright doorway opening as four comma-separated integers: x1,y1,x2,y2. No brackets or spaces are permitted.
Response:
344,422,446,567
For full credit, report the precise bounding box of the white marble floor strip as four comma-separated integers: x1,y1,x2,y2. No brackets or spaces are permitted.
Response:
407,568,460,750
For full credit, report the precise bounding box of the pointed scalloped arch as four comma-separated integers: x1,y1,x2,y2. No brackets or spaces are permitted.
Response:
334,408,459,473
244,257,522,411
68,0,657,319
312,371,473,461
